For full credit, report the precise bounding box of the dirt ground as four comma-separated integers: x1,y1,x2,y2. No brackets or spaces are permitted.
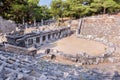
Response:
38,35,108,56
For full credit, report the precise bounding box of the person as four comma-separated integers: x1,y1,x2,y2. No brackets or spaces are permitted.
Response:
45,49,50,54
51,54,56,60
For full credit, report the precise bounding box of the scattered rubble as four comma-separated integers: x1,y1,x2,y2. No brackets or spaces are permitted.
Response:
0,16,16,33
0,50,119,80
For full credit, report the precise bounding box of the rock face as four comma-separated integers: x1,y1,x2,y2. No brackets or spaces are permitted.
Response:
0,16,16,33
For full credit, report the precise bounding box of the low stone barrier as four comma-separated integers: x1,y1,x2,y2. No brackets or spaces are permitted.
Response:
46,35,116,65
0,44,37,56
77,35,115,53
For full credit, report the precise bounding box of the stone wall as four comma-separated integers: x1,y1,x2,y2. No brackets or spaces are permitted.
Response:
49,41,115,65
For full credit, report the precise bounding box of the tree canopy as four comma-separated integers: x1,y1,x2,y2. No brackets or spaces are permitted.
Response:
0,0,120,23
50,0,120,19
0,0,52,23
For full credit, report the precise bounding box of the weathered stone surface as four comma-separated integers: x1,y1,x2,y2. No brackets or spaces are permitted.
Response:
39,74,47,80
6,73,17,80
0,78,3,80
17,73,24,79
0,49,119,80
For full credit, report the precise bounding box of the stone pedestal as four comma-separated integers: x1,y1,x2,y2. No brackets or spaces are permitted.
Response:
25,40,28,48
40,36,43,45
33,38,36,45
45,35,48,42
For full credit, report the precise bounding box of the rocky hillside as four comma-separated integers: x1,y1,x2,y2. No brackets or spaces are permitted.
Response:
81,14,120,43
71,13,120,54
0,16,16,33
72,13,120,43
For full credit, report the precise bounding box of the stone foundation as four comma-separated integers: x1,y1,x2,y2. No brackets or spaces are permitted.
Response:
6,26,71,48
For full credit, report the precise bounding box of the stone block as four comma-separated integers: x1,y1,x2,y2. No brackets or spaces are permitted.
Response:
17,73,24,80
39,74,47,80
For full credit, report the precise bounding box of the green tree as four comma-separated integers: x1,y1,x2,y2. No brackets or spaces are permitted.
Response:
0,0,52,23
50,0,64,18
90,0,103,14
65,0,93,18
25,0,39,22
102,0,113,14
40,6,52,20
0,0,29,22
90,0,120,14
